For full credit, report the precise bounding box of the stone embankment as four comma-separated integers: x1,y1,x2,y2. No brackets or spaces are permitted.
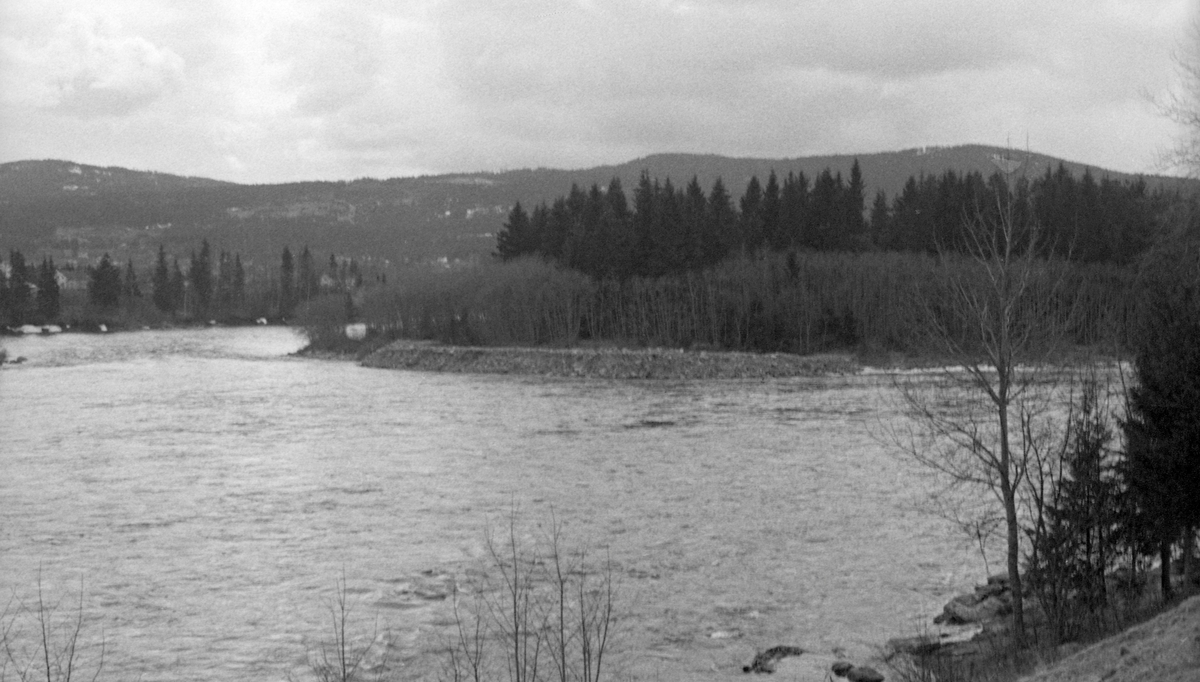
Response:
360,340,860,379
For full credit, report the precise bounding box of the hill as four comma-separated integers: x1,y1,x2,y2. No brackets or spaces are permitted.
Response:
0,146,1194,277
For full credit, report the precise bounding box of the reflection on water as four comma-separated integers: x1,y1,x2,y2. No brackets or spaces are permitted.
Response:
0,328,980,681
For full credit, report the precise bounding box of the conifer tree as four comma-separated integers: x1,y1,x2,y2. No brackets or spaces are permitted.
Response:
233,254,246,305
123,259,141,302
761,171,783,251
280,246,295,316
88,253,122,308
845,159,867,248
0,263,9,324
170,258,185,313
152,246,173,312
298,246,318,301
739,176,765,252
869,190,890,249
705,178,737,266
190,240,213,318
8,250,31,325
496,202,535,261
1122,227,1200,601
36,257,60,322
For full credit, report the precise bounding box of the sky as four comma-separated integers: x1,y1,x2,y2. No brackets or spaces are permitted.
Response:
0,0,1196,184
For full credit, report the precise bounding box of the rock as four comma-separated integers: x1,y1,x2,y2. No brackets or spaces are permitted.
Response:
950,595,1008,623
847,666,885,682
742,646,804,673
974,580,1009,598
887,634,941,656
831,661,854,676
831,661,885,682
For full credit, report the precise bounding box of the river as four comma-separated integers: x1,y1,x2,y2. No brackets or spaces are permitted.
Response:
0,328,982,681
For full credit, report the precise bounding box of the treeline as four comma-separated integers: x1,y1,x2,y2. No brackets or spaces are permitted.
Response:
0,241,370,329
318,250,1136,356
496,162,1169,279
0,250,63,326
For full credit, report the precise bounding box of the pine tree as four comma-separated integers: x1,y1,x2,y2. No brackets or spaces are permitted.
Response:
705,178,737,267
869,190,890,249
280,246,295,316
233,254,246,305
0,263,10,325
762,171,783,251
36,257,60,322
1122,229,1200,602
123,259,141,303
190,240,213,318
88,253,122,308
298,246,317,301
169,258,185,313
8,250,31,325
739,176,765,252
152,246,173,312
496,202,534,261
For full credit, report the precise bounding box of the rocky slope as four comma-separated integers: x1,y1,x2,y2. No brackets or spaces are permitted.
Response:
359,340,860,379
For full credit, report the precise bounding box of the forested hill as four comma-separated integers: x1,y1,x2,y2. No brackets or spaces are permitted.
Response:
1,147,1194,273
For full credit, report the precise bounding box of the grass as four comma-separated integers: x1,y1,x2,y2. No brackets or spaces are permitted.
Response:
886,582,1199,682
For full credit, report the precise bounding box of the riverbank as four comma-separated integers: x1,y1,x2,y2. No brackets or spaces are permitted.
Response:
357,339,862,379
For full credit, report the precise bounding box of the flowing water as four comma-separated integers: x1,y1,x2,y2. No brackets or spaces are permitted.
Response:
0,328,983,681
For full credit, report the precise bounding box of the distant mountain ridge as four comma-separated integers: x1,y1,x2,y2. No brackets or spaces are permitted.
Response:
0,159,232,202
1,146,1194,271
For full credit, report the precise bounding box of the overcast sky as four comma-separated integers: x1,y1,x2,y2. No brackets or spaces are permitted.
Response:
0,0,1196,184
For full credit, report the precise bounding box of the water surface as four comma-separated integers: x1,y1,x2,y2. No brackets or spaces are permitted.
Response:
0,328,981,681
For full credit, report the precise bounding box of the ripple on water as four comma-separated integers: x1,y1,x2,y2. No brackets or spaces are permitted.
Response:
0,328,985,682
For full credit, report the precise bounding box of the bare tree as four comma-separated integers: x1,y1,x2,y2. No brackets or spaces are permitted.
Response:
1159,20,1200,177
892,163,1075,644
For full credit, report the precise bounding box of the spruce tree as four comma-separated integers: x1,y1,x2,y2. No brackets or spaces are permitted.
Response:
152,246,173,312
1122,230,1200,601
280,246,295,316
0,263,9,325
37,257,60,322
233,254,246,305
8,250,31,325
170,258,185,313
739,176,765,252
761,171,783,251
845,159,867,248
298,246,317,301
123,259,141,302
190,240,213,318
88,254,122,308
869,190,890,249
496,202,534,261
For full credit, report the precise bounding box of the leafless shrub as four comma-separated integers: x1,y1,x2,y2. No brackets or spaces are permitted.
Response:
443,511,621,682
1,576,104,682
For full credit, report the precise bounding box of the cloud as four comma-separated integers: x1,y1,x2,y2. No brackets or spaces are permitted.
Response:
2,12,184,116
0,0,1192,181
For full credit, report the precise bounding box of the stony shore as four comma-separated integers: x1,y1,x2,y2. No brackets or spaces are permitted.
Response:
358,339,862,379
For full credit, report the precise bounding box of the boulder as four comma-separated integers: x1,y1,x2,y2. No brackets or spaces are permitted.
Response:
974,580,1009,599
831,661,885,681
847,666,885,682
942,595,1009,624
886,634,942,656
